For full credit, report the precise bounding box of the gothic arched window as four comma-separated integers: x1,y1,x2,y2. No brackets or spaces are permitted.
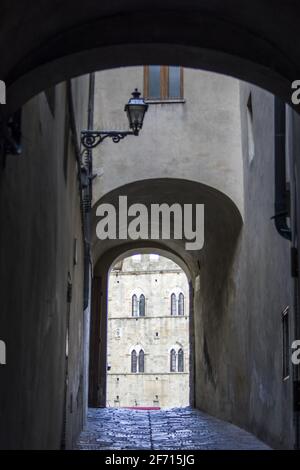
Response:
131,350,137,373
139,350,145,373
171,293,177,316
132,294,138,317
178,293,184,316
170,349,176,372
178,349,184,372
139,294,145,317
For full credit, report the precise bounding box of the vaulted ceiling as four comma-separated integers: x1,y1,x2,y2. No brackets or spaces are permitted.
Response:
1,1,299,115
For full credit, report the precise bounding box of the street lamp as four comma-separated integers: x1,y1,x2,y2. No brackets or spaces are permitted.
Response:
81,88,148,150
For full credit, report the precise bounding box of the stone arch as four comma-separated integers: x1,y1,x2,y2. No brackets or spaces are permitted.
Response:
129,344,145,355
89,177,242,406
168,343,184,355
92,177,243,277
2,2,300,115
90,244,194,407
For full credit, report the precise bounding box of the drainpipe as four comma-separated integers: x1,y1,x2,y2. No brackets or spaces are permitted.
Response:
83,73,95,310
67,74,95,310
273,97,291,241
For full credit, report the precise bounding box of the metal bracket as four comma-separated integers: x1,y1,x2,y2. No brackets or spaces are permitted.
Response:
81,129,136,150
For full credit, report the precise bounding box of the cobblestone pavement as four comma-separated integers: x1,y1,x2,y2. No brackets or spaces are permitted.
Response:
75,407,271,450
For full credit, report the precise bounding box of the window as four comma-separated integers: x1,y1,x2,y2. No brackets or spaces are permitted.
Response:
139,350,145,373
144,66,183,101
178,349,184,372
150,254,159,261
139,294,145,316
132,254,141,262
132,293,146,316
131,349,144,373
178,293,184,316
132,294,138,317
171,293,177,316
282,306,290,379
131,350,137,373
170,349,176,372
171,292,184,315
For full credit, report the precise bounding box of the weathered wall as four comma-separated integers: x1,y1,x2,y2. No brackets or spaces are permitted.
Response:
194,84,295,449
88,67,296,448
107,373,189,409
89,67,243,422
107,254,189,408
92,67,244,214
0,77,89,449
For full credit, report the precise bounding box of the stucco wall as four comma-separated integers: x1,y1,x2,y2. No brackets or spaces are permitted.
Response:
0,77,89,449
92,67,244,215
193,84,294,449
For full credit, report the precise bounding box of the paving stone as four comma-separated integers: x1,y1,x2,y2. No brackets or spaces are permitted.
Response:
75,407,271,450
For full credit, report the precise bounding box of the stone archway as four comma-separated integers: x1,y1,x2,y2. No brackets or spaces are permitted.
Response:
1,1,300,115
88,178,242,407
90,247,193,408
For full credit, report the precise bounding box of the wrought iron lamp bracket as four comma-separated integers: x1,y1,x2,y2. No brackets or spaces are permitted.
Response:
81,130,136,149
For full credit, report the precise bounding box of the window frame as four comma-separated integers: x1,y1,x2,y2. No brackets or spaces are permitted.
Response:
132,294,138,317
170,349,177,372
131,350,137,373
138,350,145,373
178,292,184,316
178,348,184,372
144,65,184,102
171,293,177,316
139,294,146,317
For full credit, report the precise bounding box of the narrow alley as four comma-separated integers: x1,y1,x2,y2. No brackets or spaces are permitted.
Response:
75,408,270,450
1,2,300,453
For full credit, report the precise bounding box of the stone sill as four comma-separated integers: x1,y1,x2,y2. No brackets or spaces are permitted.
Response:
145,99,186,104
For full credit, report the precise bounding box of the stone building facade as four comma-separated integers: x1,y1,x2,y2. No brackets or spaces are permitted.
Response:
106,254,190,408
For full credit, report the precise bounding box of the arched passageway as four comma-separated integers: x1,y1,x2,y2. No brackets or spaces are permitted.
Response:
86,167,296,449
90,247,194,409
1,1,300,115
106,252,191,409
1,3,300,451
89,178,242,409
